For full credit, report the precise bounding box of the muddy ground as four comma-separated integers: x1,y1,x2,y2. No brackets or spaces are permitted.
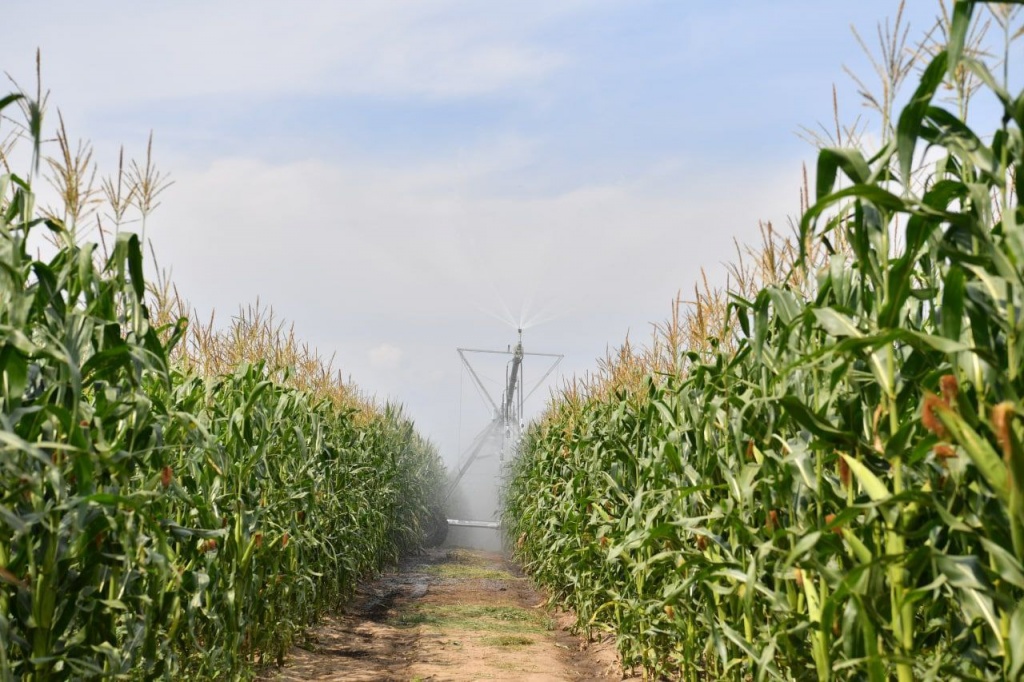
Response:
261,548,638,681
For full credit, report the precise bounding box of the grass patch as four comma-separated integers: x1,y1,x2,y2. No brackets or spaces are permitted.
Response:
423,563,520,581
391,604,554,633
444,549,481,564
392,611,441,627
481,635,534,647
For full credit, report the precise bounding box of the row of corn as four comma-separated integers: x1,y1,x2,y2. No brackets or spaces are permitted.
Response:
505,4,1024,680
0,91,446,679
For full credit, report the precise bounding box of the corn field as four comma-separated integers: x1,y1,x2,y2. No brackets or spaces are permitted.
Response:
505,3,1024,680
0,83,446,677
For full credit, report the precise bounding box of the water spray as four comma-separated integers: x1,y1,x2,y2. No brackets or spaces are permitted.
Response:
446,329,563,546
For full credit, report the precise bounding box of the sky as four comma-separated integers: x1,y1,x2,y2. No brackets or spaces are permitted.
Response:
1,1,995,468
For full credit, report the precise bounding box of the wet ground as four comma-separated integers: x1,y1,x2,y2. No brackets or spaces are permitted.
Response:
261,548,633,681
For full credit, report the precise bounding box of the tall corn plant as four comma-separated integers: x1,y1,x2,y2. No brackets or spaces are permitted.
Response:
1,85,446,679
505,2,1024,679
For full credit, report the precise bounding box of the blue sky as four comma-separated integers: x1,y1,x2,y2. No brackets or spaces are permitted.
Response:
10,2,944,168
2,1,1011,469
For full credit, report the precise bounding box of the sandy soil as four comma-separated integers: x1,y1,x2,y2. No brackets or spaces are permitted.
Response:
261,548,637,682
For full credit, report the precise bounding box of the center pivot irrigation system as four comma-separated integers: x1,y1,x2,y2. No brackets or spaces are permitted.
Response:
446,329,562,530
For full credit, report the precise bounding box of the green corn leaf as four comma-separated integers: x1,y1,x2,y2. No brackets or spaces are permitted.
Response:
1008,600,1024,681
1,347,28,402
897,50,948,187
813,308,862,338
841,454,890,503
898,329,968,354
125,232,145,300
800,184,909,260
841,527,873,565
936,408,1008,505
719,620,761,663
935,554,1002,644
959,56,1012,109
942,266,966,342
802,570,822,624
0,93,24,113
768,287,803,326
947,2,973,73
781,397,852,443
784,531,823,569
81,344,132,383
978,537,1024,590
816,147,872,201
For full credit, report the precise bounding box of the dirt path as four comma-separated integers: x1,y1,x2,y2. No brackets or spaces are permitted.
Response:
262,548,631,681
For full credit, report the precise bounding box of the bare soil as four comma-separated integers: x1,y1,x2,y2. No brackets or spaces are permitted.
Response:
261,547,637,682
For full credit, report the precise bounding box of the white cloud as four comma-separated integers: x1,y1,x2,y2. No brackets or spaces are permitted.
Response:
368,344,404,371
140,139,803,464
148,141,799,328
2,1,578,109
